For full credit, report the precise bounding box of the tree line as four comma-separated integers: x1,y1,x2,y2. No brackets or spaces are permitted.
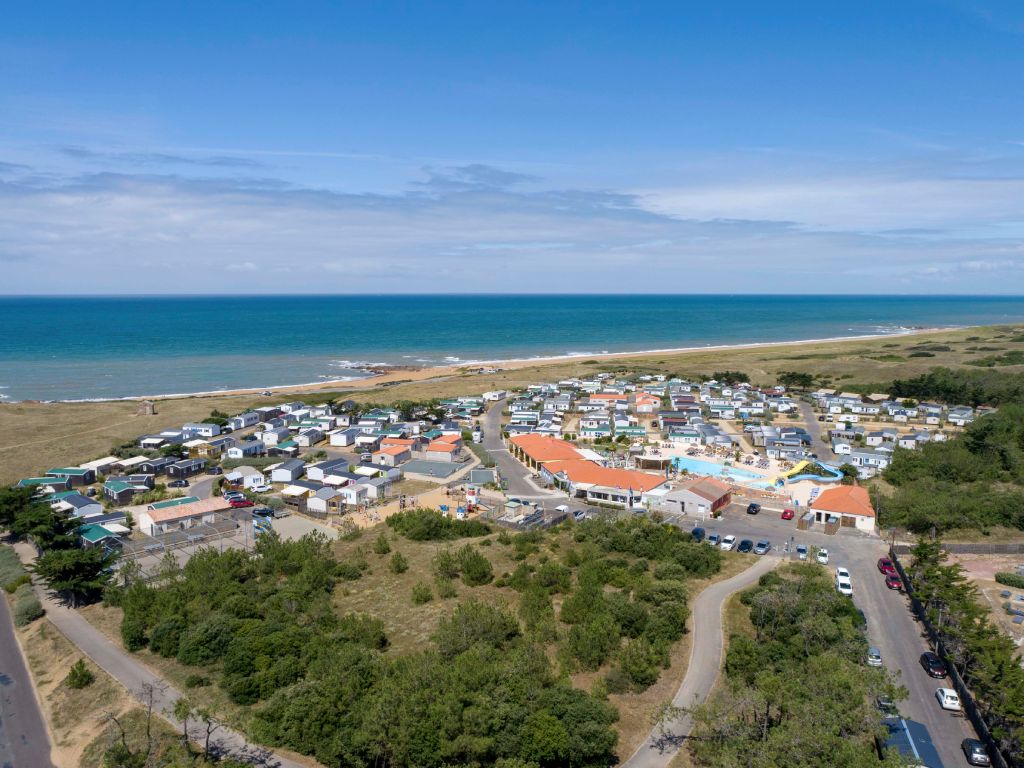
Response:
689,564,904,767
905,539,1024,766
878,404,1024,532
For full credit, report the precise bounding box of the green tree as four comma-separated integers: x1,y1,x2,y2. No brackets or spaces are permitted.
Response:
65,658,95,689
388,551,408,574
32,547,115,606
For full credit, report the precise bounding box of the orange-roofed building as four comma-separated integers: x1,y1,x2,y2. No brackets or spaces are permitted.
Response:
373,444,412,468
634,393,662,414
424,440,462,463
508,434,585,468
541,460,668,508
810,485,876,533
136,497,233,536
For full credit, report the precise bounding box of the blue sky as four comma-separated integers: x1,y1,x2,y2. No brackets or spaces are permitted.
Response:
2,0,1024,293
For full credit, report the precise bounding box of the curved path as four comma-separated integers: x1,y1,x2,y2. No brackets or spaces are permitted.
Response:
622,554,779,768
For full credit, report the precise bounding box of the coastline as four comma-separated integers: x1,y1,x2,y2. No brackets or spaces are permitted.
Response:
32,325,952,404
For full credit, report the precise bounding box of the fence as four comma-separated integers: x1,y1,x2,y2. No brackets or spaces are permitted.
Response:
889,547,1012,768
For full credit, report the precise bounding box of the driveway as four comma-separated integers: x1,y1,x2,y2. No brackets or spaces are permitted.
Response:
796,399,835,461
659,507,976,768
0,593,54,768
622,554,779,768
481,401,559,500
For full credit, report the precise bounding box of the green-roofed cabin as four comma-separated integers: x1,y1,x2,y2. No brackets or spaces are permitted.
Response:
18,476,71,490
46,467,96,486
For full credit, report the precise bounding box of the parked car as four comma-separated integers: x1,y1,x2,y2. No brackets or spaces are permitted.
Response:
206,466,223,475
252,507,274,519
885,574,903,590
359,453,373,462
877,558,897,576
920,651,948,679
796,544,808,560
691,527,706,543
754,540,771,555
271,507,291,518
816,548,829,565
781,508,795,520
836,577,854,596
746,503,761,515
706,533,721,547
229,499,254,508
961,738,992,766
935,687,961,712
737,539,754,553
835,566,851,580
168,479,189,488
250,484,273,493
720,535,737,551
867,646,882,667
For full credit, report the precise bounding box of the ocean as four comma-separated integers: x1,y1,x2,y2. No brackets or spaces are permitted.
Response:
1,294,1023,402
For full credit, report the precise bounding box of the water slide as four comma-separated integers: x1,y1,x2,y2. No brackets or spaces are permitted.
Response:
775,460,843,484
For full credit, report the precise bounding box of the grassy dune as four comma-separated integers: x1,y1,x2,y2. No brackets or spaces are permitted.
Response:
3,323,1023,485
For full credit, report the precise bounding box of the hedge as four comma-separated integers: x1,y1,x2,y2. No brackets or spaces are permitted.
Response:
13,584,44,626
995,572,1024,589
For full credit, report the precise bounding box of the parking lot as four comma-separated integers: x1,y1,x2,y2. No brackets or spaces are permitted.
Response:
669,502,977,768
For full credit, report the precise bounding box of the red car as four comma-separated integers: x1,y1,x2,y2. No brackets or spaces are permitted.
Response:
885,574,903,590
781,509,795,520
229,499,254,508
877,558,897,576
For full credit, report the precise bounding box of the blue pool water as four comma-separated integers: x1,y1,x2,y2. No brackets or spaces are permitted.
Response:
673,456,778,489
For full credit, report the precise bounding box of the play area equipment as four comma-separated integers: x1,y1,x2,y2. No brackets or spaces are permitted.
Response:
775,460,844,485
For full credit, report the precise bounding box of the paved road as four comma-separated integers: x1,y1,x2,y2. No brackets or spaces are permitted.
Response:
481,401,559,500
0,593,54,768
796,399,835,461
13,544,302,768
665,506,976,768
622,554,779,768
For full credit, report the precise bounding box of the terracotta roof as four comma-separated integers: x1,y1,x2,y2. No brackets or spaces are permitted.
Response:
380,438,416,447
426,441,459,453
434,433,462,443
679,476,732,501
810,485,875,518
508,434,585,463
543,460,667,492
375,445,410,456
144,497,233,524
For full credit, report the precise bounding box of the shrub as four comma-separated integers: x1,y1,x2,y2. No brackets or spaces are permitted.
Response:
434,600,520,657
386,508,490,541
149,617,187,657
389,552,409,574
373,533,391,555
435,576,458,599
411,582,433,605
120,614,148,650
617,638,661,691
13,586,44,627
457,545,494,586
65,659,95,689
995,572,1024,589
432,548,459,580
0,546,29,593
184,674,211,688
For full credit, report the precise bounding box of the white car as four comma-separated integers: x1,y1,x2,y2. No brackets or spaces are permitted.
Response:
836,577,854,596
835,567,851,580
867,646,882,667
935,687,961,712
720,535,737,551
250,484,273,493
816,548,829,565
796,544,808,560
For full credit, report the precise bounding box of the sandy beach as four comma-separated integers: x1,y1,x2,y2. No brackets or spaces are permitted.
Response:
63,326,949,404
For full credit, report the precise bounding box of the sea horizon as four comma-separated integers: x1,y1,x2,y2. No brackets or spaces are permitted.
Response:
2,294,1024,402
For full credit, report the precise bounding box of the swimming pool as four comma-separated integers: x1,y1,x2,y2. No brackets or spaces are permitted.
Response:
672,456,778,490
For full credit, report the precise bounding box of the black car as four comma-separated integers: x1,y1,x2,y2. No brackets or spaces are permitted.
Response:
920,651,947,679
168,479,189,488
962,738,991,766
737,539,754,553
206,466,223,475
746,503,761,515
691,527,706,543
